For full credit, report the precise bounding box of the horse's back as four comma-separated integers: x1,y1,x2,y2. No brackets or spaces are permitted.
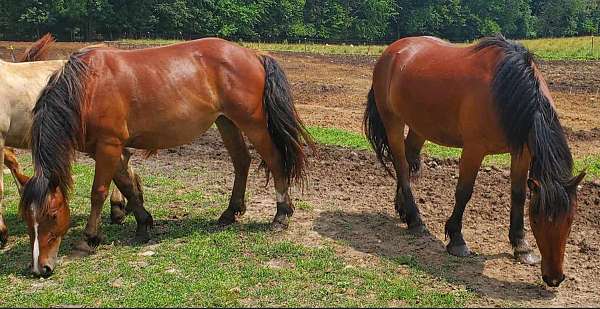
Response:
0,60,66,148
82,38,265,150
373,36,507,151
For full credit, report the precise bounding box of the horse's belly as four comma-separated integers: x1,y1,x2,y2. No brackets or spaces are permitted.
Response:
125,113,218,150
4,118,32,148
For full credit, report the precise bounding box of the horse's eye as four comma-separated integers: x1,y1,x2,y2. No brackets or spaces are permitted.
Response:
48,233,57,244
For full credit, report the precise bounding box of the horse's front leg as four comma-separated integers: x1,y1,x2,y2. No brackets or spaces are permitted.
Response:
74,142,123,254
445,148,484,257
509,150,540,265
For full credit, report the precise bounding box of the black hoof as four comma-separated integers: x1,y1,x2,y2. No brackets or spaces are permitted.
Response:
407,222,427,235
217,210,238,227
271,216,289,232
85,234,106,248
515,251,541,265
447,243,471,257
134,223,152,244
110,203,128,225
0,226,7,249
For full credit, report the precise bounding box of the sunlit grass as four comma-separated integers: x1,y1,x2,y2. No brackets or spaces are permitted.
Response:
0,153,471,307
307,126,600,178
118,36,600,60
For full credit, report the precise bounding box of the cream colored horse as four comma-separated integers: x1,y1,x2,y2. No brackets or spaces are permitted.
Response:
0,35,129,248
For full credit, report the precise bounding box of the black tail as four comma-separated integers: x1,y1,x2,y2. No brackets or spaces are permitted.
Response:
260,55,313,185
22,51,89,213
476,35,574,217
364,87,394,177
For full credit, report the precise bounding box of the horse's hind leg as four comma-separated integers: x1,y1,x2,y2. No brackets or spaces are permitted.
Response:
509,150,540,265
239,122,294,231
112,151,152,243
405,129,426,179
386,122,425,232
445,147,484,257
215,116,251,226
110,149,135,225
0,144,7,248
109,187,126,224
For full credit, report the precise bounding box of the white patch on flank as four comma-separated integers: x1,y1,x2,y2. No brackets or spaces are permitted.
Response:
276,191,286,203
32,206,40,274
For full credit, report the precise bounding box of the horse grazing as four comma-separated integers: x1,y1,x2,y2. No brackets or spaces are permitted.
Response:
20,38,311,277
0,35,130,251
364,35,584,287
0,34,67,248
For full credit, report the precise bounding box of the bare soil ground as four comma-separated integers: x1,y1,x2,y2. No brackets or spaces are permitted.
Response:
133,129,600,307
2,41,600,306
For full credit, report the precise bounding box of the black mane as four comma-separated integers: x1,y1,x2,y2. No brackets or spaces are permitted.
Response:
475,34,574,217
21,51,90,214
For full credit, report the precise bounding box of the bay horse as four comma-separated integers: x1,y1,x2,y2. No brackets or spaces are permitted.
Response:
0,35,130,249
20,38,311,277
364,35,585,287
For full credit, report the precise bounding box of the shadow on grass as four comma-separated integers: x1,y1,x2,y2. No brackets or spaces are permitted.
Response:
313,210,556,303
0,209,273,277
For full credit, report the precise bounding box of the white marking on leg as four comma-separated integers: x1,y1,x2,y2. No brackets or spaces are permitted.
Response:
276,191,286,203
32,206,40,274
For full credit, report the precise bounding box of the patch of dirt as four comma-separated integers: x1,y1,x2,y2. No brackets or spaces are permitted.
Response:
121,128,600,307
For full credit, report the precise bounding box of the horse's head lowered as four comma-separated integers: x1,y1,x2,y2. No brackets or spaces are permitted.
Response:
19,176,70,277
527,172,585,287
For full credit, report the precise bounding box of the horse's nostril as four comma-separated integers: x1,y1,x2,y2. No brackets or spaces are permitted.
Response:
41,265,53,277
542,275,564,287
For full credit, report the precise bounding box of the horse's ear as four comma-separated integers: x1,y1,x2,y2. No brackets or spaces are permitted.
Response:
527,178,540,192
567,171,586,194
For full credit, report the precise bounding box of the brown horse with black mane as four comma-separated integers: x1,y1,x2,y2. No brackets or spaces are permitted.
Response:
365,35,585,287
20,38,312,277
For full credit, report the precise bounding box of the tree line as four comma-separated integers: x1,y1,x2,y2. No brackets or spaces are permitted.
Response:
1,0,599,42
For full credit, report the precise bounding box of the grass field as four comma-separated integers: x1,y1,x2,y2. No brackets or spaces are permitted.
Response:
118,36,600,60
1,126,598,306
0,153,471,307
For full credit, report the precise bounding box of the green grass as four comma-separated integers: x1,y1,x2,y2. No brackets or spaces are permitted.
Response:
118,36,600,60
0,155,470,307
307,126,600,178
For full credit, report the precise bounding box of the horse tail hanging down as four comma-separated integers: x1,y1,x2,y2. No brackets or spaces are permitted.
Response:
22,51,90,212
17,33,56,62
363,87,394,177
476,35,574,217
259,55,313,185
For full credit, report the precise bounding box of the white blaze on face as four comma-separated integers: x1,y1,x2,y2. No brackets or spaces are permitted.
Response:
31,206,40,274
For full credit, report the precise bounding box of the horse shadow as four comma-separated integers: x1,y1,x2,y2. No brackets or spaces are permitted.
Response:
313,210,556,303
0,210,271,277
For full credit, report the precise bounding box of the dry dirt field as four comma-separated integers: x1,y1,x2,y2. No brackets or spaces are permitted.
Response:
1,41,599,307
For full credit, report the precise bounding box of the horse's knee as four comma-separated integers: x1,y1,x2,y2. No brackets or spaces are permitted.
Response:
91,186,110,203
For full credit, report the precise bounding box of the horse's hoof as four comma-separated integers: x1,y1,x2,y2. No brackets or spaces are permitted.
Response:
0,227,8,249
85,234,106,248
271,217,289,232
516,251,541,265
134,225,151,244
217,211,237,227
447,243,471,257
72,240,95,257
407,223,427,235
